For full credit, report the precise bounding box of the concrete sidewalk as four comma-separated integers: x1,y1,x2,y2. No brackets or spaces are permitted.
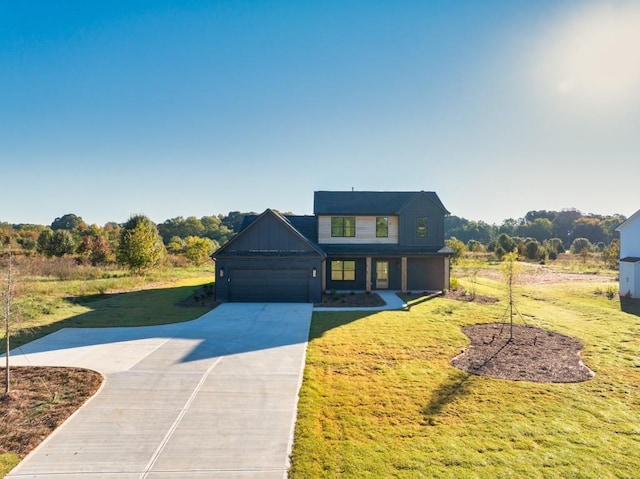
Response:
5,303,313,479
313,290,408,312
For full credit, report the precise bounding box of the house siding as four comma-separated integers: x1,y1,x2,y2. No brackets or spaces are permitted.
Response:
318,216,399,244
226,213,318,253
398,195,445,248
619,262,636,298
324,258,367,291
407,257,446,291
617,209,640,298
619,214,640,259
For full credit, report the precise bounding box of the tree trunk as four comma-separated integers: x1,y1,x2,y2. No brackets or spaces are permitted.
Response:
3,251,12,396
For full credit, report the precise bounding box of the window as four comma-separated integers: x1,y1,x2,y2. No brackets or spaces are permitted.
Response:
331,217,356,237
331,260,356,281
416,217,428,237
376,217,389,238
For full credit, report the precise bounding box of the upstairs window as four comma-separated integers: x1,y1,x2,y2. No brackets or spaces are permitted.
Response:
376,217,389,237
331,217,356,237
331,260,356,281
416,217,428,238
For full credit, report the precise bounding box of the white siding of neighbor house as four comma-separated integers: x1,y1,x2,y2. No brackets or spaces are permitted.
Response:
318,215,399,244
617,209,640,298
619,261,637,298
618,210,640,259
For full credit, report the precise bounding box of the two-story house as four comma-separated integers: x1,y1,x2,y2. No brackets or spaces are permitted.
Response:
616,208,640,298
212,191,452,302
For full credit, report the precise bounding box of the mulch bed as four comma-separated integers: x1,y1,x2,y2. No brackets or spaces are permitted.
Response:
315,292,386,307
443,289,499,304
451,323,595,383
1,367,103,457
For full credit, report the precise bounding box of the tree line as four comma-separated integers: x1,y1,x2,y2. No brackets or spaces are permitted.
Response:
1,208,626,270
0,211,259,271
445,208,624,266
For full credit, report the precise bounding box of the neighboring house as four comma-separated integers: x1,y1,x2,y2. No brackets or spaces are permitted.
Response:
212,190,452,302
616,209,640,299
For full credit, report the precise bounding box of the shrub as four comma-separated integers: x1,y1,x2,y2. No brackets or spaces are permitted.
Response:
571,238,593,255
449,277,459,291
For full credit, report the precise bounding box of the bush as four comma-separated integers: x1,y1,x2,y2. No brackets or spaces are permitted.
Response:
571,238,593,254
449,277,459,291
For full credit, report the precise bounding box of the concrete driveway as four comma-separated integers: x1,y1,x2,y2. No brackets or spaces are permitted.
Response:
5,302,313,479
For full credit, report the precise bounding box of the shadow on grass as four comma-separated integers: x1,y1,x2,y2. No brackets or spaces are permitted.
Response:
620,297,640,316
4,291,357,371
9,284,212,350
308,310,376,341
422,370,475,426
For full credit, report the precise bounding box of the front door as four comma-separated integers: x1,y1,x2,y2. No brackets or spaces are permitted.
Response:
376,261,389,289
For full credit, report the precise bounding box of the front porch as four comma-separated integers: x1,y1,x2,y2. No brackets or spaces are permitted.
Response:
322,255,450,294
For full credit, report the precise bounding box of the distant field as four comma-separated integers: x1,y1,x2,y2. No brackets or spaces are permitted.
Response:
290,261,639,478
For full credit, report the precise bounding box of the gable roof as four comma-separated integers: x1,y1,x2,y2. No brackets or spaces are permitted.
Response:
615,209,640,232
212,209,325,258
313,191,449,215
239,214,318,243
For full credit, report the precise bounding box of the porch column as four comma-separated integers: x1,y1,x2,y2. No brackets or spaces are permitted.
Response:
321,260,327,292
401,257,408,293
444,256,451,291
366,257,372,292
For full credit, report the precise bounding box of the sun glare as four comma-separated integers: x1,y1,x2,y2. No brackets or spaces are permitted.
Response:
536,2,640,110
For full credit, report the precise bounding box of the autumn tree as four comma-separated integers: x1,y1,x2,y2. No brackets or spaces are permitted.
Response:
117,215,166,272
184,236,217,266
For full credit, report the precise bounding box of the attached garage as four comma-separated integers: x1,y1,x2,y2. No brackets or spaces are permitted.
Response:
212,209,325,303
228,268,310,302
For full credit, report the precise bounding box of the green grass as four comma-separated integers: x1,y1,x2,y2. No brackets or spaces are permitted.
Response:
3,265,215,350
6,277,213,350
0,454,20,478
290,274,640,478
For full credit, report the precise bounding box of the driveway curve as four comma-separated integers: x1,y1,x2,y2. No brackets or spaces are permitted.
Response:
5,302,313,479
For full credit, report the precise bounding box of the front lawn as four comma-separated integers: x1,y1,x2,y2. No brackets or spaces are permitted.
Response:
290,272,640,478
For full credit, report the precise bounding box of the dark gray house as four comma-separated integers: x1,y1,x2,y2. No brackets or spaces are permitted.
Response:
213,191,452,302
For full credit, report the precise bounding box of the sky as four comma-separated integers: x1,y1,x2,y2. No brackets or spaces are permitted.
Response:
1,0,639,227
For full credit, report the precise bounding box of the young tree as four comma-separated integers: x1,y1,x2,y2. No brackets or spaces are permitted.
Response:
502,249,520,340
445,237,466,264
117,215,166,272
602,240,620,269
1,250,15,395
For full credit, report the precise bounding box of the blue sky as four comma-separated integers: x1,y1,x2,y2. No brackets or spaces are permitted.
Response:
1,1,639,226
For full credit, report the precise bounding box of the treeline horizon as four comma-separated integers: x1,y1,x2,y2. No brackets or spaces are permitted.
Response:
446,208,624,248
1,207,625,261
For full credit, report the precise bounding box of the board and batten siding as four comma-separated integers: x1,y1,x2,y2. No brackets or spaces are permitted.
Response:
619,212,640,258
318,215,399,244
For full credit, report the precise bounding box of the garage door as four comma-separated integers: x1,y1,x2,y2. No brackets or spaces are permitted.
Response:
229,268,310,302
